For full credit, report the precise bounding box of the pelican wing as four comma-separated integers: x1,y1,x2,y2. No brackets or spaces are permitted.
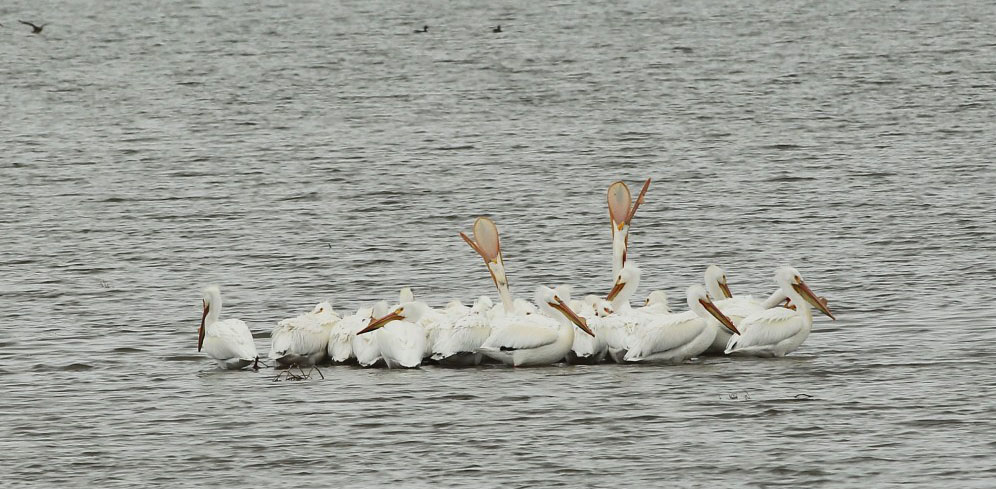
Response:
482,324,558,351
725,307,804,353
351,332,381,367
433,314,491,357
715,296,764,319
378,322,427,367
629,311,704,355
268,317,330,360
204,319,258,361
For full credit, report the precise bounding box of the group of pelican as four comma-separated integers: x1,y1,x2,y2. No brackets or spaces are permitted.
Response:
196,179,836,371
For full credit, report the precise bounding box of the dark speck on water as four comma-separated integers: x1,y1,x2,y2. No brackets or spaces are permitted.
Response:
3,0,995,486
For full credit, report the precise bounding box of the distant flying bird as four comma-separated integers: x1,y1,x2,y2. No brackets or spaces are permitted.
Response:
415,25,428,33
19,20,45,34
492,25,502,33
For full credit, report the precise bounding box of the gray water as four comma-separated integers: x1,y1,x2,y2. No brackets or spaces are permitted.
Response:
3,0,996,486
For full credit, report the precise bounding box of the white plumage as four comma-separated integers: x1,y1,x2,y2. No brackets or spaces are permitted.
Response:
348,301,389,367
477,286,594,367
725,266,836,357
431,296,493,366
356,302,431,368
269,301,339,367
624,285,739,364
703,264,788,353
198,286,259,370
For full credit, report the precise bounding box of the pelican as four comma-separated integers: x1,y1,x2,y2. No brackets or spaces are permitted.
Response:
599,261,647,362
431,295,493,366
356,302,429,368
477,286,594,367
269,301,339,367
725,266,836,357
702,264,790,353
606,179,651,277
567,295,614,364
350,301,390,367
396,287,438,359
624,285,739,364
328,303,381,363
198,286,259,370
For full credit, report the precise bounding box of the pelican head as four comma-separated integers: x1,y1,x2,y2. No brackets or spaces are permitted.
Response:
357,301,430,335
644,290,669,307
472,295,494,313
536,286,594,337
606,261,641,307
461,217,503,277
687,284,739,335
460,217,514,310
607,179,651,274
775,266,835,320
583,295,614,317
606,178,651,234
311,301,334,316
595,299,614,317
199,285,223,352
704,264,733,299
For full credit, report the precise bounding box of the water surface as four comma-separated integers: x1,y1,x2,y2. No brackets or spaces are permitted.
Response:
2,0,995,486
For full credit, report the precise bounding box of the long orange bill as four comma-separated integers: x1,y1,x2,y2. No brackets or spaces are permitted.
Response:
719,282,733,299
700,298,739,335
461,231,503,291
606,279,626,301
624,178,651,225
357,310,405,335
198,299,208,352
792,281,836,320
551,298,594,337
460,232,487,258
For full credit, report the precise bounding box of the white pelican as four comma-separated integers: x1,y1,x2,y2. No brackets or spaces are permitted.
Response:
356,302,429,369
198,286,259,370
607,179,651,277
567,295,613,364
395,288,462,361
725,266,836,357
328,303,382,363
269,301,339,367
431,295,493,366
477,286,595,367
350,301,389,367
702,264,795,354
599,261,647,362
624,285,739,364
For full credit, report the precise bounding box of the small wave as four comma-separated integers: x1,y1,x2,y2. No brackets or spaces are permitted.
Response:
164,355,204,362
61,363,94,371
